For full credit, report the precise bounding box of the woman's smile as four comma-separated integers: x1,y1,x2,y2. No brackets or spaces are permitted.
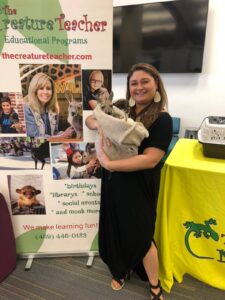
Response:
129,70,157,107
37,80,52,105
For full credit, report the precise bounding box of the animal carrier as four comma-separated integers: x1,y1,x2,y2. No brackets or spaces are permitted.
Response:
198,116,225,159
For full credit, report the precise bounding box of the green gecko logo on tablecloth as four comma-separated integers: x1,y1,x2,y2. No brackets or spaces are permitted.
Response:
183,218,219,260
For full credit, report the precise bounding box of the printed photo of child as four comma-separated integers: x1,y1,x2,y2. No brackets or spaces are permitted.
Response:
51,142,101,180
0,93,26,136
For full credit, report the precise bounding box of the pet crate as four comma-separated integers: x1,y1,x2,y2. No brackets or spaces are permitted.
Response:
198,116,225,159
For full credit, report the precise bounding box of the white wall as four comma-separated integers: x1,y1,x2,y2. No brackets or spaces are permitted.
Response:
112,0,225,136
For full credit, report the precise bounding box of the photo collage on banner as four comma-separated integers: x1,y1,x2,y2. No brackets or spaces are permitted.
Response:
0,0,112,254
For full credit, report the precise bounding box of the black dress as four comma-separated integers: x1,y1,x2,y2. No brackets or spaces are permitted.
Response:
99,112,172,280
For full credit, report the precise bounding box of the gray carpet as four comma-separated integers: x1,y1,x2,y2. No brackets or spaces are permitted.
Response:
0,256,225,300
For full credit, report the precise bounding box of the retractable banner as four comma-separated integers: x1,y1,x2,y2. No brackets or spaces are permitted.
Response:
0,0,112,255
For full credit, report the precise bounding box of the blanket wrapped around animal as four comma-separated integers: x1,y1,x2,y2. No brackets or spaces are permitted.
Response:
93,103,149,160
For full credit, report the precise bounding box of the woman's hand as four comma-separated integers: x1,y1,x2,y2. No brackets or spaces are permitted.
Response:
97,148,111,170
58,126,74,138
85,114,105,137
97,133,112,170
85,115,99,131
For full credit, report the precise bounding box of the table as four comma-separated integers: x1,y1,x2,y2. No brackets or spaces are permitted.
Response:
155,139,225,292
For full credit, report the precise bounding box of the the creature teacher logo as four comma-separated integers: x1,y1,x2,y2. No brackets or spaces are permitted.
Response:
183,218,225,263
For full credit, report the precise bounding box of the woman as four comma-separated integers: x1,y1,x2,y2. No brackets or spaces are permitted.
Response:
85,63,172,300
24,72,73,138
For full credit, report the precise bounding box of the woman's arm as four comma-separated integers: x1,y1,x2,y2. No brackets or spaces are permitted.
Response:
24,105,39,137
98,146,165,172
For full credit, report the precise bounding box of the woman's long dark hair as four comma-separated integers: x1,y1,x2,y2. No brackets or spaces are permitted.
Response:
126,63,168,128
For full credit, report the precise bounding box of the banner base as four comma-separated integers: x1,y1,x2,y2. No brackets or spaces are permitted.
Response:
24,255,34,270
86,253,95,267
17,251,99,270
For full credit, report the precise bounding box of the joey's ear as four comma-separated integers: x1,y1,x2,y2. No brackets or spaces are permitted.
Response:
16,189,21,194
35,189,41,195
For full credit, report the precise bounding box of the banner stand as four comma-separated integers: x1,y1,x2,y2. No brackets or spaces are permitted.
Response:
19,251,98,270
0,0,112,264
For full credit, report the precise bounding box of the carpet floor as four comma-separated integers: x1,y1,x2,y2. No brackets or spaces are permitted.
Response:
0,256,225,300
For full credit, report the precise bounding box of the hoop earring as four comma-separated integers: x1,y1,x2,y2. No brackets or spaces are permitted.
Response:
154,91,161,103
129,97,135,107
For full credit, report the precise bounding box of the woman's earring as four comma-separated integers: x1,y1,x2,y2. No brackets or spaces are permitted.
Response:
129,97,135,107
154,91,161,103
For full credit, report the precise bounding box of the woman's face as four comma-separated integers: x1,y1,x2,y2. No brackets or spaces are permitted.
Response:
89,74,103,92
72,151,83,165
36,79,52,106
1,102,11,114
129,70,157,107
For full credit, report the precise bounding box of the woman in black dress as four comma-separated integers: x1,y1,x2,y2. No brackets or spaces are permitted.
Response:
86,63,172,300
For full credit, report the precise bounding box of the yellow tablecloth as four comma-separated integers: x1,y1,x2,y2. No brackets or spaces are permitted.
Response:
155,139,225,292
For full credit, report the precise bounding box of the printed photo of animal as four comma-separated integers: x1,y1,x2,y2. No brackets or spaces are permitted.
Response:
31,140,50,169
16,185,41,209
0,137,51,170
64,90,83,139
8,175,46,215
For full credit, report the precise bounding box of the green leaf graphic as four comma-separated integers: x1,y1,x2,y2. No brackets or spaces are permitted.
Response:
16,228,47,253
8,0,69,61
0,0,8,54
90,233,98,251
